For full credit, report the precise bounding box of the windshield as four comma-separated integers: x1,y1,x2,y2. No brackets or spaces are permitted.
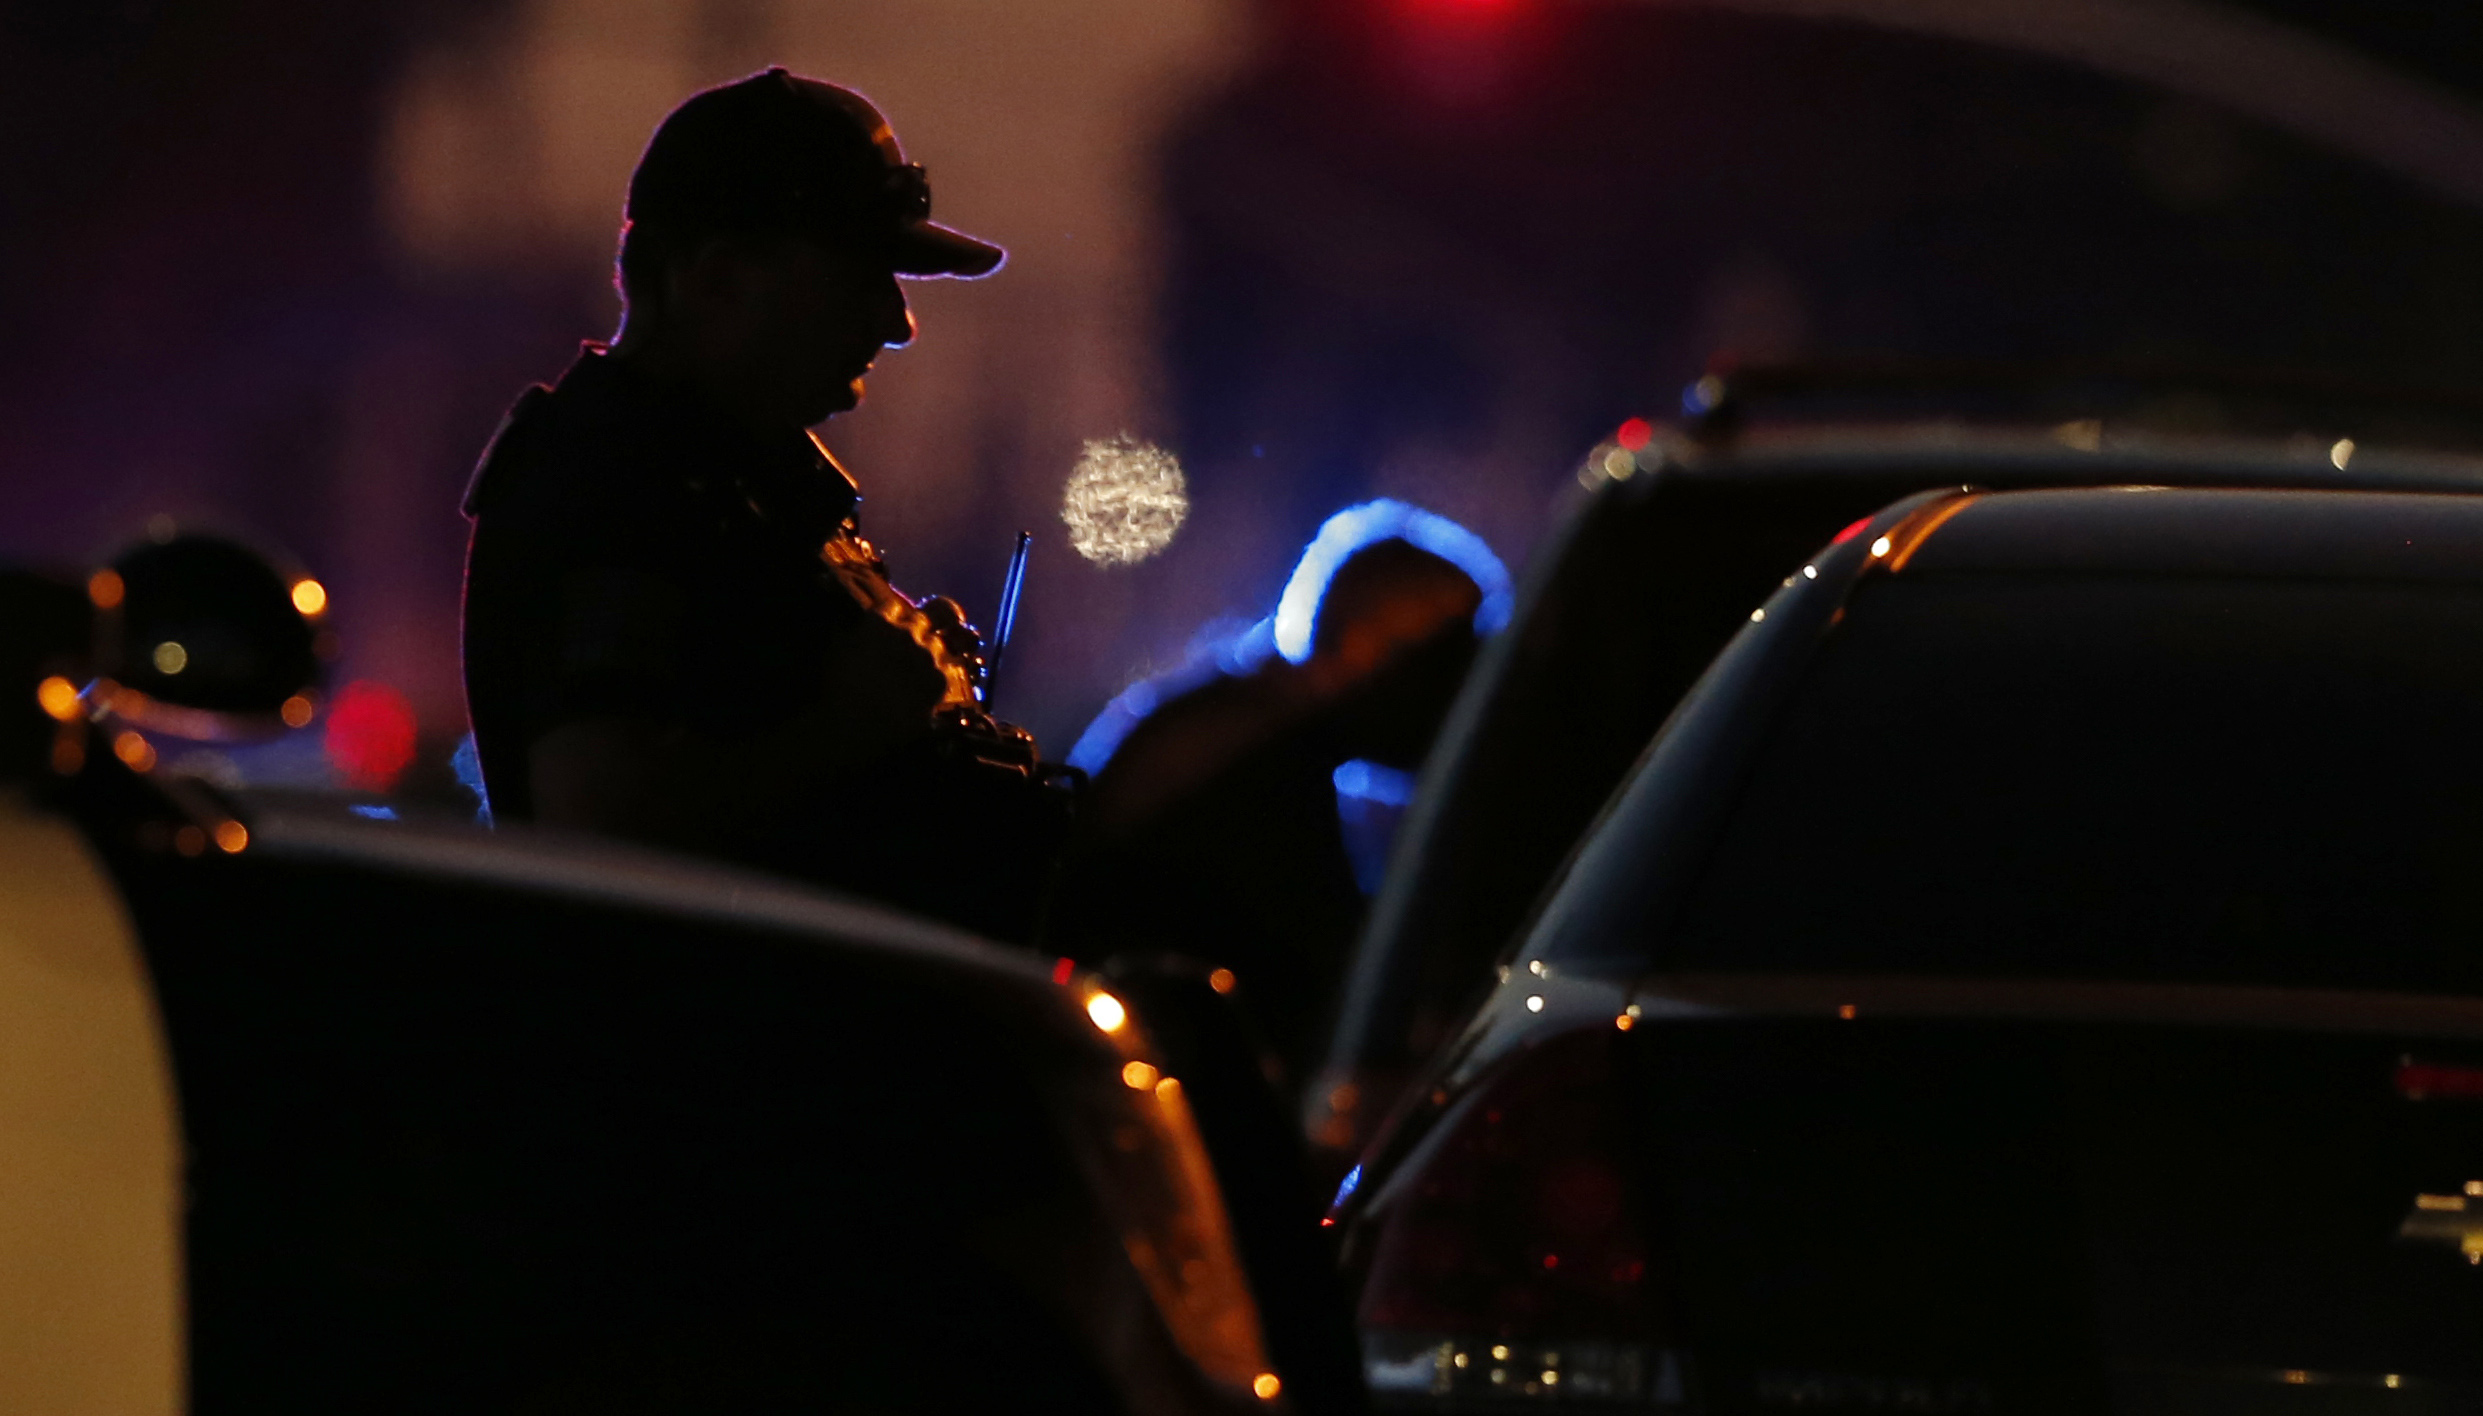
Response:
1660,570,2483,992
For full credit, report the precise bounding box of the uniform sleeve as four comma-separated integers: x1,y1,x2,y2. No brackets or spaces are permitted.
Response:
485,420,921,750
485,451,720,735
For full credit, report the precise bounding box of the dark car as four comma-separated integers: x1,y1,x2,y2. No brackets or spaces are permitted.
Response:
1331,485,2483,1411
1310,383,2483,1160
1,547,1362,1416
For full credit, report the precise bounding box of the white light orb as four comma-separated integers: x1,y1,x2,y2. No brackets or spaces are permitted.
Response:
1062,435,1188,566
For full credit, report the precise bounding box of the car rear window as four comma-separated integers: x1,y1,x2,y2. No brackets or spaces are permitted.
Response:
1662,571,2483,993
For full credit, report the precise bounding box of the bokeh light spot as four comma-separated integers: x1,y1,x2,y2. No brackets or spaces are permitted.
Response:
325,680,417,793
35,676,81,722
87,570,124,610
114,731,156,772
1086,991,1128,1033
280,694,316,728
291,578,328,616
152,641,189,675
1061,434,1188,566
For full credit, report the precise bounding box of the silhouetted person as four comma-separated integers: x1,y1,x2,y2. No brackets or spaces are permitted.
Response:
1056,531,1488,1087
461,68,1060,938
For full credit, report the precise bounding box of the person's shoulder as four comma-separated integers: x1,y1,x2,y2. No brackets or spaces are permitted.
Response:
1082,669,1304,830
1132,670,1280,732
464,347,703,527
459,382,557,518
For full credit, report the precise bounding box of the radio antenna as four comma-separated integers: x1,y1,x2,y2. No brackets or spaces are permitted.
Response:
985,530,1032,708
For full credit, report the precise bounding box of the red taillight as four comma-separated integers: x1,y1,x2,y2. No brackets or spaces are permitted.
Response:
1353,1030,1687,1402
2397,1060,2483,1100
323,680,416,793
1829,515,1873,546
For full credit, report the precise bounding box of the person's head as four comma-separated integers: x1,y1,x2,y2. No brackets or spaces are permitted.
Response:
611,69,1003,430
1310,538,1482,679
1306,538,1485,765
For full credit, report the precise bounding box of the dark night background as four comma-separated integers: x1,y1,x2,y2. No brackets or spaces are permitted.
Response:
9,0,2483,793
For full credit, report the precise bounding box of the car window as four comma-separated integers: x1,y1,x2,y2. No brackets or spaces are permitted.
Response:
1660,571,2483,992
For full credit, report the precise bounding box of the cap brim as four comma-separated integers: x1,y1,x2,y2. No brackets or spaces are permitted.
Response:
890,221,1005,279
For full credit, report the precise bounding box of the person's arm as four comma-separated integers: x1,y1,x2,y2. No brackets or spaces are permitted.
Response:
526,566,947,851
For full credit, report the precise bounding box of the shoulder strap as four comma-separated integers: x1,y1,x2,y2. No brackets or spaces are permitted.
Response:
460,384,554,520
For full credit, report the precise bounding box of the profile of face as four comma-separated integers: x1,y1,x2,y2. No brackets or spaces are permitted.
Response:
662,233,917,429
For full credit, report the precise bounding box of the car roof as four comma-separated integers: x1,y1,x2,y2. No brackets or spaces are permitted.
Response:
1312,429,2483,1155
1904,484,2483,581
1541,475,2483,875
229,786,1048,992
1516,480,2483,982
1654,422,2483,491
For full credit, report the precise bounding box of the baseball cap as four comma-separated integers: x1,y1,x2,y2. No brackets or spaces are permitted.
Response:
626,68,1003,279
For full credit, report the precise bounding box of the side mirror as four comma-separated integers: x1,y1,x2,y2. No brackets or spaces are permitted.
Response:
97,535,322,727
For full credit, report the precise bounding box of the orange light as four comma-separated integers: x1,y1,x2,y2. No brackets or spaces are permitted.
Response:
280,694,314,728
1086,991,1127,1033
87,569,124,609
1614,1013,1635,1031
213,820,249,854
113,731,155,772
50,733,84,776
1253,1373,1282,1400
290,578,328,616
173,826,205,857
1155,1076,1182,1101
1208,967,1237,994
1838,1004,1857,1020
1122,1060,1160,1090
35,676,81,722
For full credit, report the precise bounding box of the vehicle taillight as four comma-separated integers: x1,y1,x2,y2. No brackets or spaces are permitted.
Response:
1351,1028,1690,1404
